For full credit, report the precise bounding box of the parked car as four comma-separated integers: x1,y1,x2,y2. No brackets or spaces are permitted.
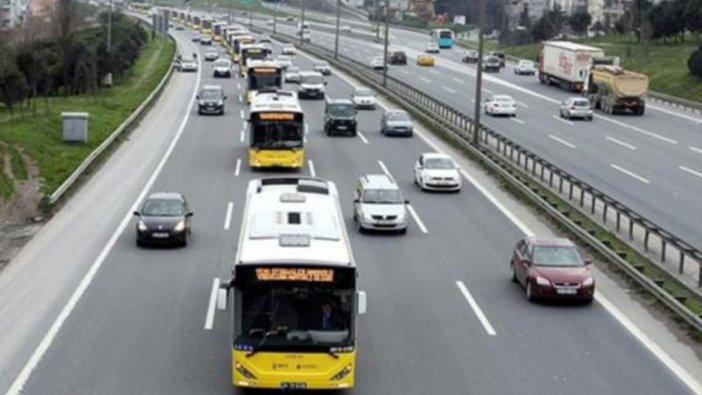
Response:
514,60,536,75
324,99,357,136
353,174,408,234
381,109,414,136
414,153,462,192
134,192,193,247
389,51,407,65
461,49,479,63
484,94,517,117
560,97,594,120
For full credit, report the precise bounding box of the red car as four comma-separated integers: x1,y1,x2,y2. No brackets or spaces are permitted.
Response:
510,237,594,303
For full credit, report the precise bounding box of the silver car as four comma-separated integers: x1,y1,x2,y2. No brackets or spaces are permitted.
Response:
313,60,332,75
284,66,301,83
381,109,414,137
560,97,593,120
353,174,408,234
276,55,293,70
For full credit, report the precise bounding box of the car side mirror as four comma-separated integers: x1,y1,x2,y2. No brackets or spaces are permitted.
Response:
324,81,328,86
224,96,228,100
357,290,367,315
196,95,200,99
186,212,194,217
404,199,410,204
133,211,140,216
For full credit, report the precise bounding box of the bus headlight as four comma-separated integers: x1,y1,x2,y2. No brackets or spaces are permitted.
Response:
331,364,352,381
235,362,257,379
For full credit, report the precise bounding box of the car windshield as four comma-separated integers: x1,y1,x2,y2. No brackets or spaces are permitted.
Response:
248,73,282,90
214,59,230,67
362,189,403,204
425,158,455,170
142,199,184,216
532,246,583,267
207,50,218,56
181,58,195,64
301,74,324,84
387,111,409,121
572,100,591,107
494,97,513,102
520,61,533,67
354,89,372,97
200,89,222,100
328,104,354,117
315,62,329,68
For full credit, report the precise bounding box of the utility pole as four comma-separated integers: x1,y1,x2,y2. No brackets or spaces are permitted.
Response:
300,0,306,44
334,0,341,58
273,0,279,34
228,0,232,24
248,2,253,26
382,0,389,86
374,0,379,39
472,0,485,146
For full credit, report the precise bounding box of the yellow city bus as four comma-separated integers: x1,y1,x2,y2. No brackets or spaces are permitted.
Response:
213,22,226,42
230,34,255,63
202,17,214,35
218,176,366,390
247,91,303,168
239,44,272,77
245,61,283,104
192,16,202,31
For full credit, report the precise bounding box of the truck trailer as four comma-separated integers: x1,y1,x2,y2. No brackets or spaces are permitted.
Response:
587,64,648,115
538,41,605,92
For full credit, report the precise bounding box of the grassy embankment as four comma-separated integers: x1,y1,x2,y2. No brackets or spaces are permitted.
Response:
0,33,175,201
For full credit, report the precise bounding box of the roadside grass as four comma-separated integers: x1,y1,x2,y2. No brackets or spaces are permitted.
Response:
0,33,175,198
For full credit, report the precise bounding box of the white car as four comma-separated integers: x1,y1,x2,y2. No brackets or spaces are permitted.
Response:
351,87,376,109
484,94,517,117
266,18,274,25
212,58,232,77
276,55,293,70
414,153,462,192
177,57,198,72
560,97,593,120
370,56,385,70
284,66,301,83
313,60,331,75
281,44,297,55
514,60,536,75
204,49,219,61
341,25,352,33
425,42,440,53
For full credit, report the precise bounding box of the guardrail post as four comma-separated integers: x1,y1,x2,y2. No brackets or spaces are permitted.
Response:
579,188,585,207
616,211,621,231
661,240,667,262
679,253,686,275
548,170,553,187
591,195,596,214
602,203,608,223
644,230,650,251
629,221,634,240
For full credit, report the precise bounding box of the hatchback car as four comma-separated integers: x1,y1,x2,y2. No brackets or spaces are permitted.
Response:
510,237,594,303
381,109,413,136
416,54,435,66
313,60,332,75
560,97,593,120
370,56,385,70
414,153,462,192
324,99,357,136
514,60,535,75
212,58,232,78
389,51,407,65
485,94,517,117
482,56,501,72
200,35,213,45
425,42,440,53
204,48,219,61
351,87,376,109
176,56,198,72
461,49,479,63
284,66,301,83
134,192,193,247
276,55,293,70
197,85,226,115
353,174,408,233
281,44,297,56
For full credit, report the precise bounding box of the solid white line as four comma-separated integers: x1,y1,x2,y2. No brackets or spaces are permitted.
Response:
406,204,428,234
223,201,234,230
455,281,497,336
204,278,220,330
235,158,241,177
596,115,677,144
240,129,245,143
239,109,244,119
548,134,576,149
6,45,203,395
357,131,369,144
443,86,456,94
308,159,316,177
648,103,702,124
606,136,636,150
516,101,529,108
420,77,430,83
690,146,702,155
452,77,464,84
377,160,391,177
679,165,702,179
510,118,525,125
610,164,650,184
551,115,574,126
239,94,243,103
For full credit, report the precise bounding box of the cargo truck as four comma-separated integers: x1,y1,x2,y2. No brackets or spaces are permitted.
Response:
538,41,605,92
586,61,648,115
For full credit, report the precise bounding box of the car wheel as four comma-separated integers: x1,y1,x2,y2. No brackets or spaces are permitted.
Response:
583,296,594,305
398,227,407,235
510,263,517,283
526,281,536,302
136,239,143,248
181,235,188,247
588,116,593,121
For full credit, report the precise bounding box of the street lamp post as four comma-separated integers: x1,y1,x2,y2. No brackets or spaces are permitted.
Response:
273,0,279,34
382,0,389,86
248,2,253,26
374,0,380,39
334,0,341,59
472,0,485,146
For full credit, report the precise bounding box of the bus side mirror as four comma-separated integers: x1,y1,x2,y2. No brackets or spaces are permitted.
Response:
357,290,367,315
217,287,228,310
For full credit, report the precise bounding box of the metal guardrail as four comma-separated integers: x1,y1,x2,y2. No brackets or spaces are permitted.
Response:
259,28,702,331
48,28,177,205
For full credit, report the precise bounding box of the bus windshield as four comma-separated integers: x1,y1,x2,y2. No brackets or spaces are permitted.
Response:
248,72,281,90
251,119,303,149
439,30,452,38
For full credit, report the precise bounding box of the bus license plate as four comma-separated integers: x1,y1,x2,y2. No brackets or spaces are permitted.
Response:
281,383,307,390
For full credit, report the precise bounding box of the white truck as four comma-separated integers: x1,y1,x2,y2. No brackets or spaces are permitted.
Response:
297,22,311,41
538,41,604,93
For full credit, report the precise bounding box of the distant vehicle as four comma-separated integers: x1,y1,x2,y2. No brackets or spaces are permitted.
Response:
482,56,500,72
514,60,535,75
488,51,506,67
175,25,184,31
281,44,297,55
560,97,593,120
176,56,198,72
298,71,326,99
425,42,440,53
324,99,357,136
197,84,226,115
276,55,293,70
313,60,332,75
587,61,648,115
461,49,479,63
286,15,296,22
200,35,213,45
134,192,193,247
213,58,232,77
284,66,301,83
370,56,385,70
511,237,595,303
258,35,272,45
351,87,376,109
538,41,605,92
191,35,201,42
353,174,409,234
245,60,283,103
341,25,352,33
416,54,435,66
389,51,407,65
381,109,413,137
484,94,517,117
204,48,219,61
413,153,462,192
431,28,454,48
266,18,274,25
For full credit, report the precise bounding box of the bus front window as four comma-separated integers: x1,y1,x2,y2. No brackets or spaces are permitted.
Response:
248,73,281,91
251,121,302,149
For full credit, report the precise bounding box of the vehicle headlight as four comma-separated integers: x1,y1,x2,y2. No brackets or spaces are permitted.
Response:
535,276,551,286
362,212,373,221
331,364,352,381
582,277,594,287
198,100,205,106
217,100,223,106
235,362,257,379
174,220,186,232
138,220,148,231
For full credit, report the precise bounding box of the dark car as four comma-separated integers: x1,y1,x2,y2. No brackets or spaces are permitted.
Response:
381,109,413,137
389,51,407,65
489,51,506,67
510,237,594,303
482,56,501,73
134,192,193,247
197,85,226,115
324,99,357,136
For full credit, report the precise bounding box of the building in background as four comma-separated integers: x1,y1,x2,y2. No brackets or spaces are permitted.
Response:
1,0,28,29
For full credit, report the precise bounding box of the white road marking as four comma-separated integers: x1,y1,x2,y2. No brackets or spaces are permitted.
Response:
648,103,702,124
551,115,574,126
224,201,234,230
204,278,221,330
240,129,245,143
606,136,637,150
398,69,409,75
611,164,650,184
597,115,677,145
235,158,242,177
516,101,529,108
239,109,244,119
452,77,464,84
406,204,428,234
429,69,440,75
679,165,702,180
510,117,525,125
548,134,576,149
239,94,243,103
357,131,369,144
690,146,702,155
308,159,316,177
377,160,392,177
483,88,494,94
456,281,497,336
443,86,456,94
236,82,241,90
6,48,203,395
420,77,430,83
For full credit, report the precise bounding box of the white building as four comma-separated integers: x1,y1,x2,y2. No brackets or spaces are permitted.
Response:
1,0,29,30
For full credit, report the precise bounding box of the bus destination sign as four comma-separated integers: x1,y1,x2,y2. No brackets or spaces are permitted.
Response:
255,268,334,282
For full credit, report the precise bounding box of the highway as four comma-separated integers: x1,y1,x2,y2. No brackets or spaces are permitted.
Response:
244,15,702,253
0,21,699,395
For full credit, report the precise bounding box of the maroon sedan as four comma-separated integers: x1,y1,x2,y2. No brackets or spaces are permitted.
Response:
510,237,594,303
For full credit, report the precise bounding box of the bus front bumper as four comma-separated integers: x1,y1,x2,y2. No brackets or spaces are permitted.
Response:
249,149,304,169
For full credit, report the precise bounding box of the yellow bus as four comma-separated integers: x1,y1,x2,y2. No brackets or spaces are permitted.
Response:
239,44,272,77
230,34,255,63
202,17,214,35
245,61,283,104
247,91,303,168
213,22,226,42
192,16,202,31
218,176,366,390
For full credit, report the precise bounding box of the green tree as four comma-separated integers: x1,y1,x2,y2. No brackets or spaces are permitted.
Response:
688,44,702,77
531,6,564,41
684,0,702,34
568,11,591,35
